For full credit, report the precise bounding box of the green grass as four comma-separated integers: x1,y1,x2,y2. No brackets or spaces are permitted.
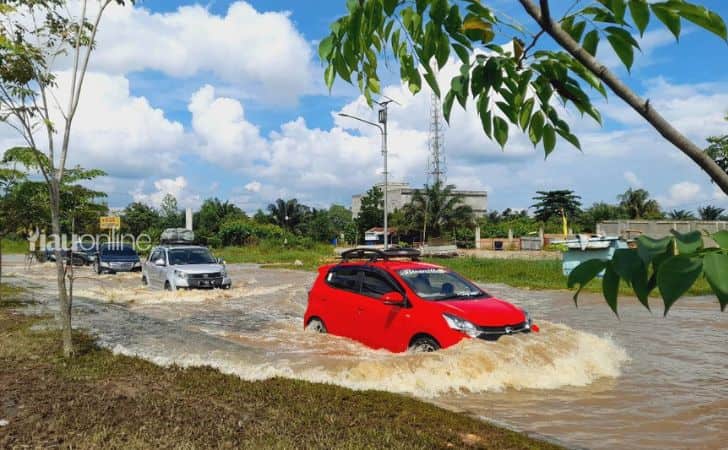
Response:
427,256,714,297
216,242,336,271
0,286,559,450
1,238,27,254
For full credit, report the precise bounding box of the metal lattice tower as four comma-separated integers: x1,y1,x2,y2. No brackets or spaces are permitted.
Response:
427,90,446,185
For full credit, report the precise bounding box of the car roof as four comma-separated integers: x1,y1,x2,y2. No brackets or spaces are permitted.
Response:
333,259,445,272
156,245,208,250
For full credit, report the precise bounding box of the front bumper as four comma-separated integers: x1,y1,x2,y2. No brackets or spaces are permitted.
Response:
100,262,141,272
174,276,232,289
476,321,533,341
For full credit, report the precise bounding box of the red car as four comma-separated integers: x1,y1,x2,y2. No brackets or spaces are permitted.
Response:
303,248,538,352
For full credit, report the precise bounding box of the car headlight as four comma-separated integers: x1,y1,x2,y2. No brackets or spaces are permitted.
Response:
174,270,188,279
442,313,480,338
100,261,110,267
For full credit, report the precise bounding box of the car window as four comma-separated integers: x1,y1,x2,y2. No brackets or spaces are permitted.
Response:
100,245,137,256
149,249,162,262
361,271,397,298
167,248,216,265
326,267,359,292
398,268,488,301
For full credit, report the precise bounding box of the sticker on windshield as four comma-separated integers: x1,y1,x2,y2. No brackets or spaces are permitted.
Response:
398,268,447,275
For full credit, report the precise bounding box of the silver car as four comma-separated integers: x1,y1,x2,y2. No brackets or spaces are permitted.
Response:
142,245,232,290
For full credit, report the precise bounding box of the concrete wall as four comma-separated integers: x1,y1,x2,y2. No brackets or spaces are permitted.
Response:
597,220,728,238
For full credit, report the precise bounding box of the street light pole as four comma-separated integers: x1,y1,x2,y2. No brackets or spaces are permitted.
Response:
339,98,397,249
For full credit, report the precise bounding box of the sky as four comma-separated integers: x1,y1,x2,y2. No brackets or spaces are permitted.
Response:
2,0,728,215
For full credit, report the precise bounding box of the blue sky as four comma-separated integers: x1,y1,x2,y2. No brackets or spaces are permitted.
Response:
5,0,727,215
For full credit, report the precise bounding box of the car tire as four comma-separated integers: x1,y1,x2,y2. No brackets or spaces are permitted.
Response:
165,281,175,291
222,284,231,290
408,335,440,353
141,275,148,286
306,318,327,333
95,261,101,274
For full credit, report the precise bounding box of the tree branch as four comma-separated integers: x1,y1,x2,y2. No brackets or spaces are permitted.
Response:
518,0,728,195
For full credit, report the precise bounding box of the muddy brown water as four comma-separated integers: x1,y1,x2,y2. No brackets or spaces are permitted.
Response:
3,255,726,449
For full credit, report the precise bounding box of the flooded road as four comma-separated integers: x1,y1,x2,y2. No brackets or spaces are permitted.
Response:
3,256,726,449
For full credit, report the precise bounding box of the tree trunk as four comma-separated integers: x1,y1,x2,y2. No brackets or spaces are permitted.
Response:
518,0,728,195
50,178,73,357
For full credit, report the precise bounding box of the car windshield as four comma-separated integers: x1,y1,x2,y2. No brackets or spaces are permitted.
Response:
167,248,216,265
397,268,488,301
100,245,136,256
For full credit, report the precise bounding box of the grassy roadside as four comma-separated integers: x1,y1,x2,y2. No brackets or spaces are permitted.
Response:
215,245,714,297
1,238,27,254
0,285,559,449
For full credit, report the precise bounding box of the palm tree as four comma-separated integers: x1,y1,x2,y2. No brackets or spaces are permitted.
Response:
403,181,474,241
698,205,725,221
617,188,662,219
667,209,696,220
267,198,310,232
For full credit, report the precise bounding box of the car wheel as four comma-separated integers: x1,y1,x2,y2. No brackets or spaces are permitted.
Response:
141,275,148,286
306,318,327,333
408,335,440,353
71,256,84,266
222,284,231,290
164,281,175,291
95,261,101,274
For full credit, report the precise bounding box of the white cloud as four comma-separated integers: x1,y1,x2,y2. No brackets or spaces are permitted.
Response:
131,176,201,209
659,181,704,208
91,2,312,104
244,181,262,193
624,171,642,188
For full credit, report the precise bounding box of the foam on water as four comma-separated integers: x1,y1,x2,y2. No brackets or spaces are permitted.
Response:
108,321,628,398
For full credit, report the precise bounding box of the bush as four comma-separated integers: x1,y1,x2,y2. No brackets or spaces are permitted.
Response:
218,219,285,246
207,236,222,249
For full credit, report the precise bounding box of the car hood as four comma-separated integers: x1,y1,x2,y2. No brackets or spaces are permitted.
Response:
438,297,525,326
100,255,139,262
170,264,225,274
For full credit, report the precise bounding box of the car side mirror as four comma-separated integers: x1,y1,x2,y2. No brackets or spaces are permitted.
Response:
381,291,405,306
216,257,225,265
154,258,166,266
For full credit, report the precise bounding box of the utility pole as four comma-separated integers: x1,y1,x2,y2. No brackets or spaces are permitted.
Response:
339,97,398,249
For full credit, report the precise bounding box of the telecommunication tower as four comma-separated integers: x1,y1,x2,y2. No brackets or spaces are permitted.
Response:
426,89,446,184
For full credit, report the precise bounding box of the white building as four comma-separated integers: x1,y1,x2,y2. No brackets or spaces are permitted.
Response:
351,182,488,218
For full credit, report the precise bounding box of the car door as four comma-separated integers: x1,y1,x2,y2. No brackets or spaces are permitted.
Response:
356,268,409,351
322,267,363,341
147,249,164,287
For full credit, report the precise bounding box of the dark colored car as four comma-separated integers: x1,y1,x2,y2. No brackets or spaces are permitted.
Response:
95,243,141,274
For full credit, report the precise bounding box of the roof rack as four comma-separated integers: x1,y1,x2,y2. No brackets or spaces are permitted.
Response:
340,247,421,262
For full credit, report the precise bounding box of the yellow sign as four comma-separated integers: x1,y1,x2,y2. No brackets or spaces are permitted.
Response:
99,216,121,230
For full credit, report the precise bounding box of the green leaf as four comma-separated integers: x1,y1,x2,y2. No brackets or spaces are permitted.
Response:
605,26,641,49
429,0,448,25
318,35,335,60
703,253,728,311
567,259,607,306
612,248,650,308
493,116,508,148
408,68,422,94
368,76,381,93
555,127,581,150
670,2,727,40
443,90,455,123
519,98,534,130
671,229,703,254
636,235,673,264
542,124,556,157
383,0,399,16
657,255,702,315
651,3,682,40
606,32,635,70
324,64,335,90
423,67,441,98
436,32,450,68
712,230,728,249
480,106,492,138
602,264,620,316
582,29,599,56
452,43,470,65
628,0,650,35
528,110,544,145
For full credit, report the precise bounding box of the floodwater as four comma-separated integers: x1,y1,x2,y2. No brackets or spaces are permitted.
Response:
3,256,726,449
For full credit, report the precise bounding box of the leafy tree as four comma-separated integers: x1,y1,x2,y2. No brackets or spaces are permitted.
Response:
618,188,662,219
355,186,384,238
698,205,725,221
705,114,728,174
252,209,271,224
579,201,627,232
195,198,245,238
122,202,161,237
321,0,728,193
667,209,696,220
402,181,475,240
531,190,581,222
299,208,336,242
328,204,354,237
0,0,134,356
267,198,310,232
159,194,183,229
